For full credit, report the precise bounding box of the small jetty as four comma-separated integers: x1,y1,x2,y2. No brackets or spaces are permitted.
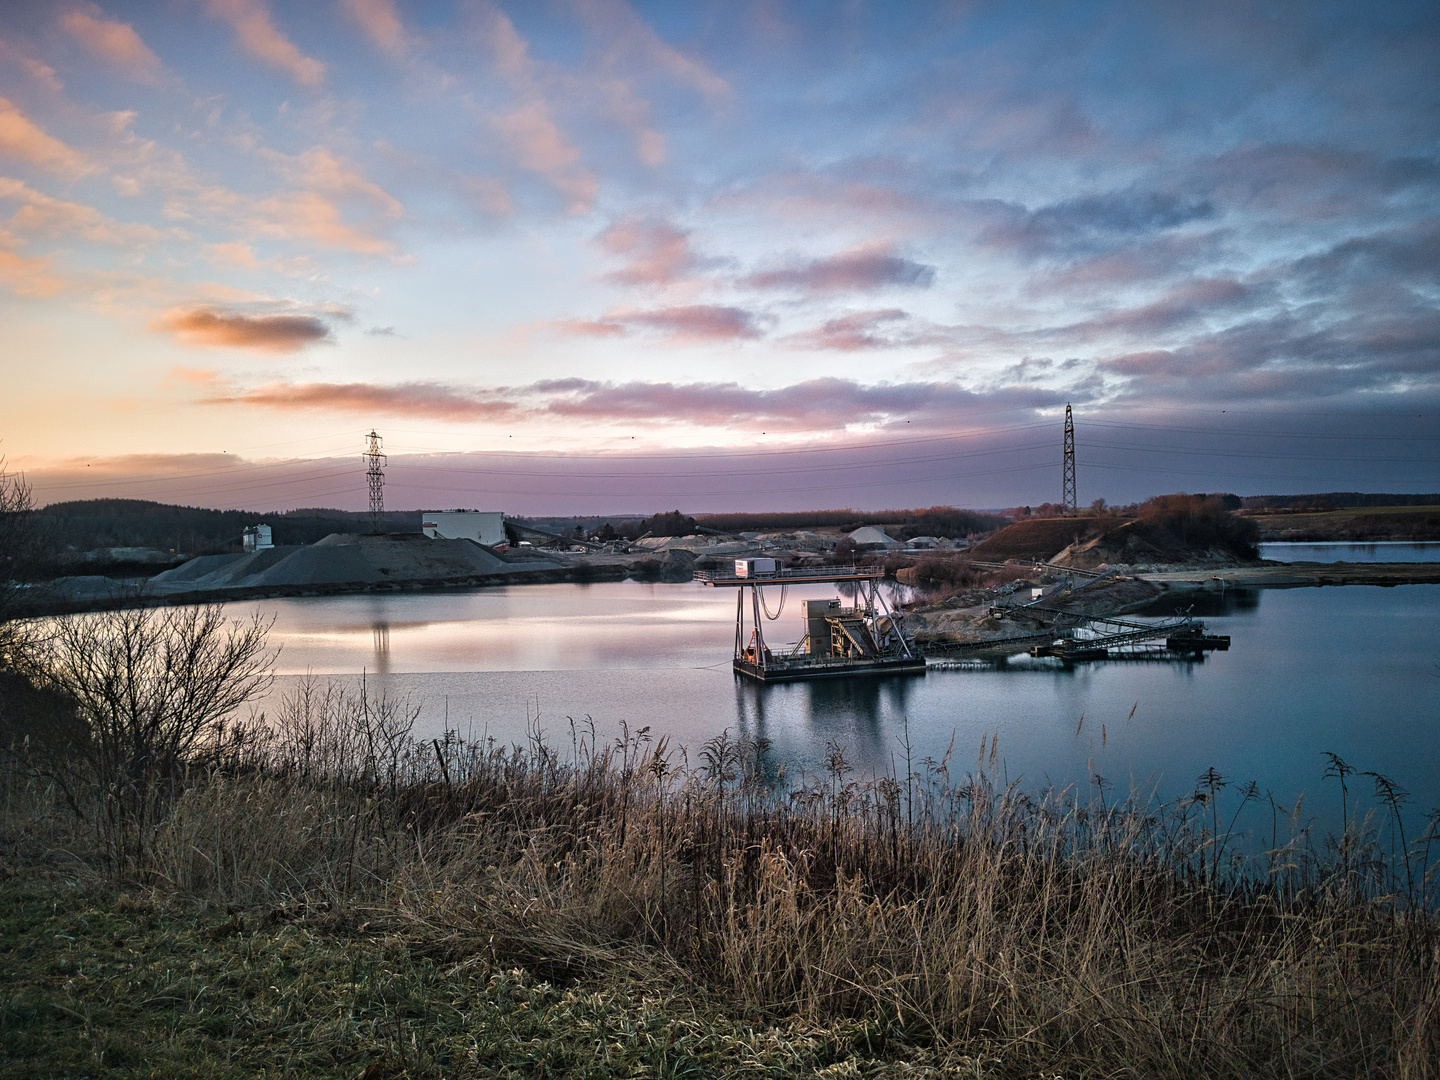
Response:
695,562,925,682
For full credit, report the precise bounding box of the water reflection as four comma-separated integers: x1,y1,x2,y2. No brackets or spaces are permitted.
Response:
1261,541,1440,564
371,621,391,674
733,673,914,765
241,580,1439,842
1130,587,1263,618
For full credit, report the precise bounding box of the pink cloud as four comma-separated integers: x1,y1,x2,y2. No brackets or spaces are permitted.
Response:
742,243,935,292
198,374,1036,432
529,376,1027,429
0,177,171,245
492,101,597,214
552,316,628,337
624,304,763,341
787,309,912,351
339,0,409,58
552,304,763,342
597,217,704,285
157,306,335,352
0,247,66,297
60,10,163,83
205,0,325,86
456,175,515,218
570,0,731,104
206,381,520,421
0,96,90,175
290,147,403,213
252,190,395,254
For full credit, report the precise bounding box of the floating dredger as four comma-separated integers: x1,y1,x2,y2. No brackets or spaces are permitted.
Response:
694,559,925,682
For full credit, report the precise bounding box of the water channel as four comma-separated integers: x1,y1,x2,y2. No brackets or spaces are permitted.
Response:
236,542,1440,840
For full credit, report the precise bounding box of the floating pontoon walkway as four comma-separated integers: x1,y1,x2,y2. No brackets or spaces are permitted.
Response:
693,565,889,586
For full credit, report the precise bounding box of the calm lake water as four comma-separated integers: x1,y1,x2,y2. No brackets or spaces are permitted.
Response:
1261,541,1440,563
234,566,1440,838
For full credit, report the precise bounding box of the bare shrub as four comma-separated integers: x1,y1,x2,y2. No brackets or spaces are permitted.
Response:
36,603,274,862
904,556,977,588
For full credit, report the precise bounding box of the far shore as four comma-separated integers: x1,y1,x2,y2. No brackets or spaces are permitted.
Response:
1139,561,1440,588
21,551,1440,620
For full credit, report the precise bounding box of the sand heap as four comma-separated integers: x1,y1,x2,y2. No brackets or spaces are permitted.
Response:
147,533,564,595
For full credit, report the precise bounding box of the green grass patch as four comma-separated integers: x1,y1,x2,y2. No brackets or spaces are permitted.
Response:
1,869,995,1079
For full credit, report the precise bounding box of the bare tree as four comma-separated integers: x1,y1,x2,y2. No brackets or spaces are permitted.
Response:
40,603,276,859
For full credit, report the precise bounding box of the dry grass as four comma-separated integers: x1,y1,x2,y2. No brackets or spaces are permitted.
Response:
3,678,1438,1078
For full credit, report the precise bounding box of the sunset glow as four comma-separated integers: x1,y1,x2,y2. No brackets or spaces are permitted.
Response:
1,1,1436,513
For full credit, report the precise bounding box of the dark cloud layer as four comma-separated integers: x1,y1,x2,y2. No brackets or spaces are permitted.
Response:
559,305,763,341
741,245,935,292
204,374,1059,431
157,306,335,352
980,191,1216,258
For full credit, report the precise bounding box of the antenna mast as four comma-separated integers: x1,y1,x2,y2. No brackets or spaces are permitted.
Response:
364,429,386,533
1062,404,1077,515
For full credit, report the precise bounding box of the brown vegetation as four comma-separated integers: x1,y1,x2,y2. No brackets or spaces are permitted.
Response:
699,506,1007,539
971,495,1261,565
1251,505,1440,543
967,517,1096,561
4,636,1438,1076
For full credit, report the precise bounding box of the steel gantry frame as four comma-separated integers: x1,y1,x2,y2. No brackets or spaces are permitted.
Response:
697,565,919,681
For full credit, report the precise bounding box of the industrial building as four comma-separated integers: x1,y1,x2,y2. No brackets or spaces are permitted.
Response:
421,510,506,546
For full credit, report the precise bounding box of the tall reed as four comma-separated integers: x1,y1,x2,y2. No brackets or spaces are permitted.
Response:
4,675,1437,1078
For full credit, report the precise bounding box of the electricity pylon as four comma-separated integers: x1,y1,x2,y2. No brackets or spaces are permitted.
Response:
364,430,387,533
1062,404,1077,515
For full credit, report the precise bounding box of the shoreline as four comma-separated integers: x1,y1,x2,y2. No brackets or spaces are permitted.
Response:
20,559,1440,620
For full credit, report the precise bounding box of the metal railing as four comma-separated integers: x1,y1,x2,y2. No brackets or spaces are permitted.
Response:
693,565,889,584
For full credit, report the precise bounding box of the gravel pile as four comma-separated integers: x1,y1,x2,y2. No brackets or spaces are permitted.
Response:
147,534,564,595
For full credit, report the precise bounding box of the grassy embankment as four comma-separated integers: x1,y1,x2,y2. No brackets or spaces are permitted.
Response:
5,677,1437,1079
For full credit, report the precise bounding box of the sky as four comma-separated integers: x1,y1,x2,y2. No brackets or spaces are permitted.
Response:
1,0,1437,515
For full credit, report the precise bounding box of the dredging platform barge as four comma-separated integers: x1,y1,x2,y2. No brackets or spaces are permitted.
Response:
695,560,925,683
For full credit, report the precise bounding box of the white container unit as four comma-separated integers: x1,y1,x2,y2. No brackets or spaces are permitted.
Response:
735,558,778,578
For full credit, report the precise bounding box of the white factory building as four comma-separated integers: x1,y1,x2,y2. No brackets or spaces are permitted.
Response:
421,509,506,546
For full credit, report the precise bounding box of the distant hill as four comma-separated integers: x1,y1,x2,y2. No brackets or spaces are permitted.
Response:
1250,505,1440,542
38,499,423,555
697,506,1007,539
1242,492,1440,511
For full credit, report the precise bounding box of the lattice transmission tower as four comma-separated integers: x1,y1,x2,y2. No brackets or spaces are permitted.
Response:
364,429,387,533
1061,404,1077,515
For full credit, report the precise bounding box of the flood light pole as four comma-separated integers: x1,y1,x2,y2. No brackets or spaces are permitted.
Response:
364,429,387,533
1062,404,1077,515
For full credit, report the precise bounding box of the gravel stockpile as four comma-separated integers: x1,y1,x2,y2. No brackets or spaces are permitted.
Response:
147,534,564,595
